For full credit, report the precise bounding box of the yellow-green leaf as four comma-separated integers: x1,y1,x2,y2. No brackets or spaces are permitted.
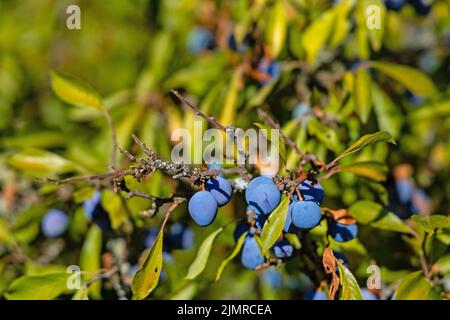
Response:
50,71,103,111
5,273,68,300
0,218,16,246
334,131,396,163
354,68,372,124
329,0,355,48
393,271,441,300
185,227,223,280
132,229,164,300
260,195,289,254
339,161,387,182
80,224,102,299
101,190,129,230
264,1,287,58
370,61,439,98
338,262,363,300
8,148,76,177
412,215,450,234
301,9,335,64
215,231,247,282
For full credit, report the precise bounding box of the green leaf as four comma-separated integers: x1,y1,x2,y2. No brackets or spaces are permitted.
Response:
0,218,16,246
215,231,247,282
185,227,223,280
80,224,102,299
100,190,129,230
50,71,103,111
412,215,450,234
260,195,290,254
370,61,439,99
349,200,412,233
307,117,341,152
338,262,363,300
219,69,241,126
132,229,164,300
354,68,372,123
285,233,302,250
372,82,403,138
5,273,68,300
8,148,77,177
340,161,387,182
333,131,396,163
409,100,450,122
329,0,354,48
264,0,287,58
393,271,441,300
302,9,335,64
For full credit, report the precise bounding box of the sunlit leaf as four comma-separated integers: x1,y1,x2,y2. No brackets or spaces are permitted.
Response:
412,215,450,234
338,262,363,300
264,1,287,58
51,71,103,111
302,9,335,64
393,271,441,300
370,61,439,98
185,227,223,280
333,131,396,163
260,195,290,254
100,190,129,230
340,161,387,182
354,68,372,124
8,148,77,177
80,224,102,299
132,229,163,300
5,273,68,300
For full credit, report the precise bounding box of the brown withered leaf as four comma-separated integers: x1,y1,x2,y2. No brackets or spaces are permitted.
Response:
322,247,340,300
325,208,357,225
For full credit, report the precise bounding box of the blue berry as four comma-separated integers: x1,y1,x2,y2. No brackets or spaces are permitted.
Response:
361,288,379,300
144,228,159,249
188,191,218,226
384,0,406,11
273,239,294,259
331,221,358,242
241,235,265,269
205,176,232,206
258,59,281,85
83,190,102,220
305,290,327,300
246,179,281,216
395,179,414,203
227,32,250,52
245,176,274,201
41,209,69,238
169,223,195,250
262,269,283,289
187,26,215,54
207,161,223,172
283,202,297,233
291,201,322,230
299,180,324,203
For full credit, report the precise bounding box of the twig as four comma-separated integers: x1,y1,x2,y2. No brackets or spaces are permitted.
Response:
171,90,227,131
82,266,119,288
257,109,304,157
38,170,132,185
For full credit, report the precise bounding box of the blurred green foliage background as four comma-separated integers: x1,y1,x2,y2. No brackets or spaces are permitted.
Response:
0,0,449,300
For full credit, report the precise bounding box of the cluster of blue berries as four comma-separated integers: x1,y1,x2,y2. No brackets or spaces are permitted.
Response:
188,176,233,226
